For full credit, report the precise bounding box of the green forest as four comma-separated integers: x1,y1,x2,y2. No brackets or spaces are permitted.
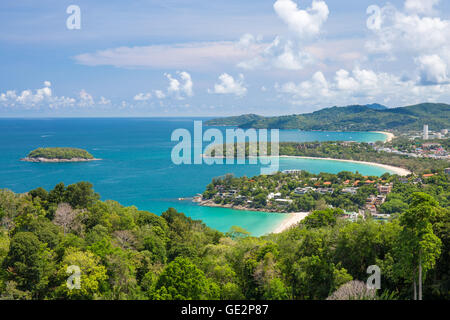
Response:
26,148,94,160
208,141,449,173
205,103,450,131
0,179,449,300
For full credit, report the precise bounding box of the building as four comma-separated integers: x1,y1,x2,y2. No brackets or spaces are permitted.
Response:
377,183,393,194
442,129,448,135
423,125,429,140
341,187,358,195
445,168,450,175
282,169,303,174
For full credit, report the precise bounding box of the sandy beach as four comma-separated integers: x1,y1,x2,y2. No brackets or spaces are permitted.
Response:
373,131,395,142
272,212,310,234
279,155,411,176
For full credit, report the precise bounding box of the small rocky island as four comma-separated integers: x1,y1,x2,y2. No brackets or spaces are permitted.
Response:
21,147,101,163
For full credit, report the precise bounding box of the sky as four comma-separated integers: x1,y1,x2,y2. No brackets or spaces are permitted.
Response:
1,0,450,117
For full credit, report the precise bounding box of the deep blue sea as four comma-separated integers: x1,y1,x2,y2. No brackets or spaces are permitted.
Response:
0,118,390,236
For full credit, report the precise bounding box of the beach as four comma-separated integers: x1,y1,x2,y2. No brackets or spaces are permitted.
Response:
272,212,310,234
373,131,395,142
279,155,411,176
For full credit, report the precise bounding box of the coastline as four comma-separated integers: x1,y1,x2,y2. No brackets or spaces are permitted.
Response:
21,157,102,163
372,131,395,142
279,155,411,176
195,198,309,234
272,212,310,234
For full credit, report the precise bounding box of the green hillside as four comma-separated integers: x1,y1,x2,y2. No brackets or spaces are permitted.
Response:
205,103,450,131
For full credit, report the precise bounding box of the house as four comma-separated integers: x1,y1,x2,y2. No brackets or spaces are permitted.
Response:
317,188,334,194
341,187,358,195
353,180,360,186
375,195,386,205
365,205,378,215
377,183,393,194
294,187,313,195
366,195,376,205
275,199,293,205
445,168,450,175
423,173,435,178
399,177,409,184
267,192,282,200
323,181,332,186
282,169,303,174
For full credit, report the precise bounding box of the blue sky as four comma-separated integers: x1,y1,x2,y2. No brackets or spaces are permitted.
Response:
1,0,450,116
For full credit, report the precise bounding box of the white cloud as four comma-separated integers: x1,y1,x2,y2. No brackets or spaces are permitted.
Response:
273,0,329,39
210,73,247,97
417,54,449,84
404,0,440,15
98,96,111,105
154,90,166,99
44,81,51,87
164,71,194,99
134,93,152,101
238,36,313,70
276,67,450,106
74,41,261,70
78,89,94,107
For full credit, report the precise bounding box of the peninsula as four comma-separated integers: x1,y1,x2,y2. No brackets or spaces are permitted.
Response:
21,147,100,163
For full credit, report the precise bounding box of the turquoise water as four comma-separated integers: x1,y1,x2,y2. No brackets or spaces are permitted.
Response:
0,118,390,236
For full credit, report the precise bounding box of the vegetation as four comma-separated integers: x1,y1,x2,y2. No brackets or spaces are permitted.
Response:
201,170,449,214
26,148,94,160
208,140,449,173
205,103,450,131
0,179,448,300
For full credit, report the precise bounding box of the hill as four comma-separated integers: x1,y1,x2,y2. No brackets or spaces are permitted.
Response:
204,103,450,131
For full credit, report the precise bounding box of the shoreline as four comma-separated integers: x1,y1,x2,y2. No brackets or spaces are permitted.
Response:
279,155,411,176
372,131,395,142
195,198,309,234
21,157,102,163
272,212,310,234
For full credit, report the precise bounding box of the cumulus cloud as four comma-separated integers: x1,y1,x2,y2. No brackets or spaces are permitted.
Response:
273,0,329,39
404,0,440,15
78,89,94,107
154,90,166,99
0,82,109,110
164,71,194,99
238,36,313,70
276,67,450,106
210,73,247,97
417,54,449,85
365,1,450,85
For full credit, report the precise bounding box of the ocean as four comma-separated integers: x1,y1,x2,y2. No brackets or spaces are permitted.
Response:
0,118,390,236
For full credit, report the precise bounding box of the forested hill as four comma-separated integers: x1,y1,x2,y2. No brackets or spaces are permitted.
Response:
204,103,450,131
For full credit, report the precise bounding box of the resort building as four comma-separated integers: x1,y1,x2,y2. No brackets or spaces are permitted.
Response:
377,183,393,194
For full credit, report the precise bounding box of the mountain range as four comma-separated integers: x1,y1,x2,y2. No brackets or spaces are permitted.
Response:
204,103,450,132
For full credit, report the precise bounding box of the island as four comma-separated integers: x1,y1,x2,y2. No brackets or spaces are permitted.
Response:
21,147,100,162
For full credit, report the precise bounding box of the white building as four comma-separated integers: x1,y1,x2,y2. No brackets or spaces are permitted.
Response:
423,125,429,140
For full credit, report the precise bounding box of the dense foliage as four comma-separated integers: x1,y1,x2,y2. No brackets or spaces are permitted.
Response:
202,170,449,213
208,141,449,173
27,148,94,160
0,179,449,300
205,103,450,131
